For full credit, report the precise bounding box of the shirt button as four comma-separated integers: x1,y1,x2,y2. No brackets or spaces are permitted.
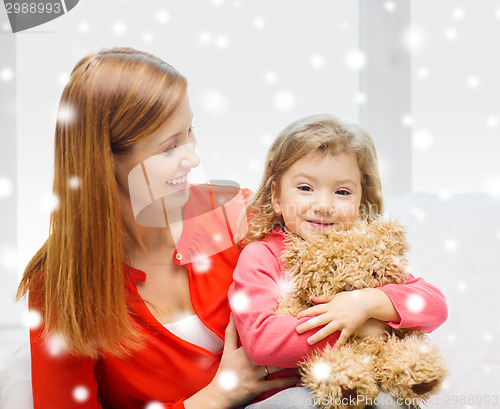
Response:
175,253,182,261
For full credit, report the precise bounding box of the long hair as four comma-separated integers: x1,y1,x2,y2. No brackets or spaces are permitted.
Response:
242,114,383,244
17,48,188,357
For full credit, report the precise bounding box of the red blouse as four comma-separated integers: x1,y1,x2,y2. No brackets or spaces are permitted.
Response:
29,184,251,409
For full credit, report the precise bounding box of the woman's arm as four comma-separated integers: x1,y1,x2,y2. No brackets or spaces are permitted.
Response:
30,325,101,409
184,317,298,409
228,241,341,368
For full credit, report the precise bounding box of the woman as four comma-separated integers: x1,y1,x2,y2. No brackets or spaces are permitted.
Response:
16,47,298,409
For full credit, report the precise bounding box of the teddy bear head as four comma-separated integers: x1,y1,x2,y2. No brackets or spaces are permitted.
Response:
283,218,409,303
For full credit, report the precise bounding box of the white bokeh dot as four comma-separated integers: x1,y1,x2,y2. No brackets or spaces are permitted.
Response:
483,332,493,343
156,10,170,24
354,92,367,105
0,176,13,198
41,192,61,212
47,333,68,356
143,32,154,43
444,28,458,41
447,333,456,343
340,21,349,30
406,294,425,313
218,370,238,391
438,189,452,201
265,71,277,84
310,54,325,69
410,206,427,221
457,281,467,292
0,245,17,271
58,72,70,86
1,67,14,82
230,291,250,313
416,67,429,79
412,129,434,151
496,8,500,20
444,239,458,252
112,22,127,36
402,27,426,51
274,91,295,112
311,361,331,381
466,76,480,89
57,103,76,125
211,0,225,6
73,386,90,403
215,35,229,49
22,310,43,329
68,176,82,190
401,114,413,127
486,116,498,129
452,8,466,20
192,256,212,274
199,31,212,44
260,132,273,146
254,17,265,29
145,402,164,409
2,23,10,32
384,1,396,12
200,89,228,116
78,21,89,33
345,49,367,71
248,159,261,171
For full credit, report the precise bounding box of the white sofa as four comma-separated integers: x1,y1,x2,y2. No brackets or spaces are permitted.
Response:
1,192,499,408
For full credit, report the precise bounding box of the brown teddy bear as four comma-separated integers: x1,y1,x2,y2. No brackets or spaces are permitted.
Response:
276,217,447,409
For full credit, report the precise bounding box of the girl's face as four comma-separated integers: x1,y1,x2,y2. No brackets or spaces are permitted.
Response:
113,95,200,224
272,151,362,241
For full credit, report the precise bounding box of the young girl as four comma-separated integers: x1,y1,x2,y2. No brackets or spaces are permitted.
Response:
229,114,447,408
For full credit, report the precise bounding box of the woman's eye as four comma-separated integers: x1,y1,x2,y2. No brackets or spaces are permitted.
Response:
336,189,350,196
163,145,177,154
298,185,313,192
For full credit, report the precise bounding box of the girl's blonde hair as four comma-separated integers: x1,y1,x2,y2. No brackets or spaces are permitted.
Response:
17,48,187,358
242,114,383,244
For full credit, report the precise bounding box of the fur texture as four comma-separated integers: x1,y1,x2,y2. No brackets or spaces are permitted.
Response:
276,218,447,409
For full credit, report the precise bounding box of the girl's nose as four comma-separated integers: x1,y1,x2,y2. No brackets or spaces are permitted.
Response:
313,195,335,215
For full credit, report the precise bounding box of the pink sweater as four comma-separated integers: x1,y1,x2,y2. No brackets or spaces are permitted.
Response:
229,228,448,369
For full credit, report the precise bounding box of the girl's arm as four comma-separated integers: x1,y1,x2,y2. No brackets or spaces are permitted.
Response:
296,274,448,347
228,241,341,368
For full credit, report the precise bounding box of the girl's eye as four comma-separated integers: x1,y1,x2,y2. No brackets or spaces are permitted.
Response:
297,185,313,192
188,125,194,133
336,189,350,196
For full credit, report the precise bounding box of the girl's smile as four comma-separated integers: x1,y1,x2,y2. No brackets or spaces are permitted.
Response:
272,151,363,241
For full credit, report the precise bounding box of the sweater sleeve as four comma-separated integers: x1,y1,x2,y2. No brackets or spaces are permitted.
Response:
228,241,339,368
378,274,448,333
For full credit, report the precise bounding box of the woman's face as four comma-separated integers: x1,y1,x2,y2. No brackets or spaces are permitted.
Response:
113,95,200,225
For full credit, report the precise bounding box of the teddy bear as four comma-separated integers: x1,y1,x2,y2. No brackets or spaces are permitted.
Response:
276,217,447,409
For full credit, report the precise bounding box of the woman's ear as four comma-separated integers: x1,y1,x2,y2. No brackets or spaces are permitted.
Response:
270,181,282,215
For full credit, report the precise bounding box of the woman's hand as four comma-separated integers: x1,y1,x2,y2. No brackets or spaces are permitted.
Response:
185,316,299,409
295,288,399,349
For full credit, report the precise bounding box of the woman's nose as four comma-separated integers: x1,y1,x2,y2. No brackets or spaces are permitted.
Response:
180,142,200,169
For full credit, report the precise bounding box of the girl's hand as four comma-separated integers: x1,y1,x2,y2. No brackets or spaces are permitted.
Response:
185,315,299,409
296,291,370,348
354,318,389,338
295,288,399,349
